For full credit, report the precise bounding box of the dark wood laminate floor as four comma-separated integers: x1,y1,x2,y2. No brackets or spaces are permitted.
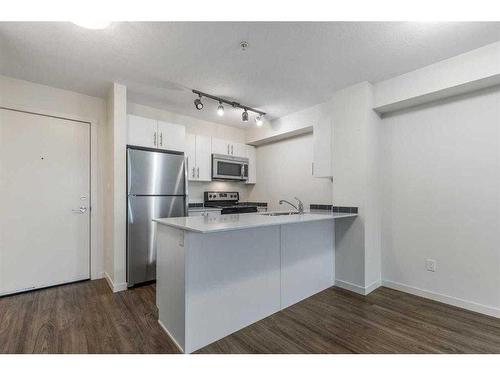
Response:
2,279,500,354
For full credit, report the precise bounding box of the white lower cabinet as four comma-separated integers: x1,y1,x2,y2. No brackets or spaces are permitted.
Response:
186,134,211,181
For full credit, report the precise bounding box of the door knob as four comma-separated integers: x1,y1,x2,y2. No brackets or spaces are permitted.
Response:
72,206,87,214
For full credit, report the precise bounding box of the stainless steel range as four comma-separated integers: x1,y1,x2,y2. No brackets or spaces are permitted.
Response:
203,191,258,215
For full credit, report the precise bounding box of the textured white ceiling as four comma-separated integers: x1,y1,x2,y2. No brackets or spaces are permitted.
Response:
1,22,499,127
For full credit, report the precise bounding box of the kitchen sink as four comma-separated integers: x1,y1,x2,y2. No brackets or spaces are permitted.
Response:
261,211,300,216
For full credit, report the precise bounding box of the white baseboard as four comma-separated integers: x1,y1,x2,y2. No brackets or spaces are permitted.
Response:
335,279,381,295
103,272,128,293
158,319,185,354
382,279,500,319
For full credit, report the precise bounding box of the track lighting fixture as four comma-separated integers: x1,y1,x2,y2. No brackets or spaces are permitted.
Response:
191,89,266,125
217,102,224,116
255,115,263,127
194,94,203,110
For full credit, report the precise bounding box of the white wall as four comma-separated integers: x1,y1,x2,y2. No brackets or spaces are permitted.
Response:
247,133,332,211
0,74,107,280
331,82,381,291
374,41,500,113
380,86,500,315
105,83,128,291
246,104,317,145
127,102,252,203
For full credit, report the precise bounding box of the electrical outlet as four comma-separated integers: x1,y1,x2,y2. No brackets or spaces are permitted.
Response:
426,259,437,272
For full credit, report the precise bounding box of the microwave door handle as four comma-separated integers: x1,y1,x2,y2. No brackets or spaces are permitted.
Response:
241,164,244,180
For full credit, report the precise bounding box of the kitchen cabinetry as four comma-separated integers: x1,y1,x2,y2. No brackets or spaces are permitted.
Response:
186,134,211,181
157,120,185,152
212,137,246,158
312,105,332,178
127,114,185,152
245,145,257,184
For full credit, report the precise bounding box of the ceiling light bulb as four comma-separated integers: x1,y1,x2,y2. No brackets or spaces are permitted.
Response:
217,102,224,116
255,115,263,127
242,110,249,122
72,21,111,30
194,95,203,110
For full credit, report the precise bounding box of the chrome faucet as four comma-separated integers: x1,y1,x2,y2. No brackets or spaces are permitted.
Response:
279,197,304,214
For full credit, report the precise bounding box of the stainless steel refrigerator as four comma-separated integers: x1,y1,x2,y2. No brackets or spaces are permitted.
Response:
127,147,187,287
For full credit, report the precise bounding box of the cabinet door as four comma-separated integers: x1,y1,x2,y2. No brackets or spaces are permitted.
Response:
185,133,197,181
158,121,185,152
127,115,158,148
196,135,212,181
211,137,229,155
245,145,257,184
312,105,332,178
231,142,247,158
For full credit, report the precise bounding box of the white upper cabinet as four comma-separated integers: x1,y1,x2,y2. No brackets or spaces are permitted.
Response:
127,115,185,152
245,145,257,184
232,143,247,158
157,120,185,152
312,105,332,178
185,133,197,180
195,135,212,181
211,137,246,158
186,134,212,182
127,115,158,148
211,137,229,155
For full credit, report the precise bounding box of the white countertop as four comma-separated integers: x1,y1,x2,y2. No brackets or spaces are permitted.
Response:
154,211,357,234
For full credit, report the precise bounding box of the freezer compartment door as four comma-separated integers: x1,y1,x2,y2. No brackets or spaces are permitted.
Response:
127,148,186,195
127,195,186,286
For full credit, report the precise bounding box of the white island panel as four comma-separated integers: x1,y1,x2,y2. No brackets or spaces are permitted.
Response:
156,224,186,351
281,220,335,308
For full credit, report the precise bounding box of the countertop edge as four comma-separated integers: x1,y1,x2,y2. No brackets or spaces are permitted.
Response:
154,213,357,234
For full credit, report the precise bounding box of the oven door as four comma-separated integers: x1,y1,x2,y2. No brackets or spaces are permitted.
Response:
212,154,249,181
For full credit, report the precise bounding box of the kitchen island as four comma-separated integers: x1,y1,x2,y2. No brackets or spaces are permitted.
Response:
154,211,357,353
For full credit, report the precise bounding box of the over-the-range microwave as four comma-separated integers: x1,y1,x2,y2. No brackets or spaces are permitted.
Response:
212,153,249,181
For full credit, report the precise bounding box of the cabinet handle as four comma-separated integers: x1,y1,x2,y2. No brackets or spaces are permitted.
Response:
227,144,230,155
197,167,200,178
160,132,163,147
312,162,314,176
154,132,157,146
231,144,233,155
192,167,195,178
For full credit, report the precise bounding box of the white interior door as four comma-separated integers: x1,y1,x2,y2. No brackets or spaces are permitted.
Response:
0,109,91,296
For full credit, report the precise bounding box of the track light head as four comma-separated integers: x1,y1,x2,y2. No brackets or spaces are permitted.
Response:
255,115,263,127
242,109,249,122
194,95,203,110
217,102,224,116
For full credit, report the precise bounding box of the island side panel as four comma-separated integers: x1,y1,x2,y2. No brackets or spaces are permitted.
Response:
184,226,281,353
156,224,186,352
280,220,335,309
